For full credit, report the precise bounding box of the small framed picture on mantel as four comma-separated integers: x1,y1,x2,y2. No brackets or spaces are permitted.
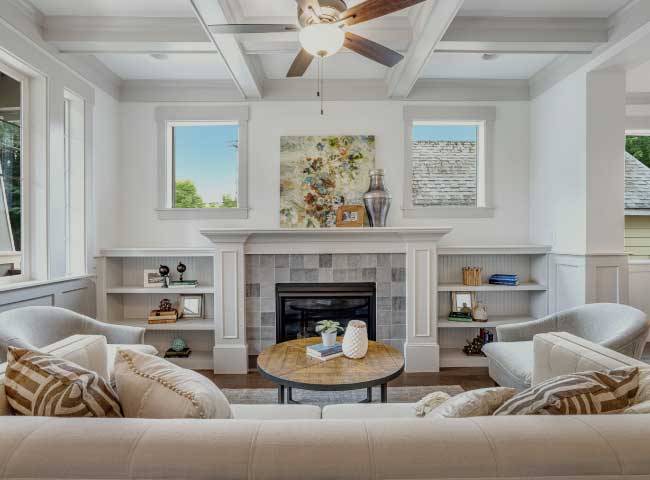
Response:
336,205,365,228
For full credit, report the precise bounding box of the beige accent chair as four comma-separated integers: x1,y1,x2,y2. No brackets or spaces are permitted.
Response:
0,306,157,373
482,303,649,390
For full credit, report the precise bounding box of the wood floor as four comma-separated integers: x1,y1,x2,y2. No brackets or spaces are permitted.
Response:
202,367,495,391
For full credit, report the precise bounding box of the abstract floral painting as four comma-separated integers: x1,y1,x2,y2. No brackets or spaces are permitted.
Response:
280,136,375,228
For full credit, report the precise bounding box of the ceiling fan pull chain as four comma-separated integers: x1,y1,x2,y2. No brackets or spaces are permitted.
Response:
320,56,325,116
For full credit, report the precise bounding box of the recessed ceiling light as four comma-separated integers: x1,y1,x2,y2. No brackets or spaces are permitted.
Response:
482,54,499,61
150,53,169,61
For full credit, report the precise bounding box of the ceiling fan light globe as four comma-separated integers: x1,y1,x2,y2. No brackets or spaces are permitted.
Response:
299,24,344,57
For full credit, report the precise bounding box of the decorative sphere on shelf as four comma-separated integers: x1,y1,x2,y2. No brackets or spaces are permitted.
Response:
158,264,170,277
342,320,369,359
170,338,187,352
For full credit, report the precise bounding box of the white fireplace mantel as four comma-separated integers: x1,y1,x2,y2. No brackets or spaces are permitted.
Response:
200,227,453,254
200,227,453,374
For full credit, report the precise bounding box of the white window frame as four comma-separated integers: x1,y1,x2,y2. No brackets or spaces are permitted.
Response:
156,106,249,220
0,60,30,285
402,106,496,218
624,127,650,216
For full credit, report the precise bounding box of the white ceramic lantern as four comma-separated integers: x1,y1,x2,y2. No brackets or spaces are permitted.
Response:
342,320,369,359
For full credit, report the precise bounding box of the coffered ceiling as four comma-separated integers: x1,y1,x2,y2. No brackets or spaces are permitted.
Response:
26,0,635,98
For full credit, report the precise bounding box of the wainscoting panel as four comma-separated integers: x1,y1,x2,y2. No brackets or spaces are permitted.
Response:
0,277,96,316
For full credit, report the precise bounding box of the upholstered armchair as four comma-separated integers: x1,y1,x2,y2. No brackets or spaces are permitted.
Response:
482,303,649,390
0,306,149,362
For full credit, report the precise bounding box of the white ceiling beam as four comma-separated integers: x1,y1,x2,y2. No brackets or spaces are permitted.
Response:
190,0,263,99
386,0,464,98
439,17,608,54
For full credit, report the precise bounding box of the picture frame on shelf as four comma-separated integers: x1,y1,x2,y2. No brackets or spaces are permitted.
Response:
179,294,203,318
144,269,165,288
451,291,476,313
336,205,365,228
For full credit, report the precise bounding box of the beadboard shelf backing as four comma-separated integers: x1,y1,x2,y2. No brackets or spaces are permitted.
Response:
437,247,550,367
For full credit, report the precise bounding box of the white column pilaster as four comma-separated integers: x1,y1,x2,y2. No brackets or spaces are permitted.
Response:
404,239,439,372
213,239,248,373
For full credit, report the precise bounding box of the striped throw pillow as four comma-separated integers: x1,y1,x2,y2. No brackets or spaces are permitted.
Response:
4,347,122,417
494,367,640,416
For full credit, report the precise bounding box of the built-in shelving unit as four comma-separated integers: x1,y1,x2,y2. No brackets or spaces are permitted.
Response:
437,245,551,368
96,249,216,369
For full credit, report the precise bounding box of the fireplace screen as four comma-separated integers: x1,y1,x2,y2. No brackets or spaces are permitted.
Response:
275,283,376,343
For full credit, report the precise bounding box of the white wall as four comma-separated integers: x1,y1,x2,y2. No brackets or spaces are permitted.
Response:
117,100,530,247
530,70,588,254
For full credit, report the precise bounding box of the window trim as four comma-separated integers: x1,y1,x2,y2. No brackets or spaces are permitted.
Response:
402,106,496,218
155,106,249,220
0,60,30,285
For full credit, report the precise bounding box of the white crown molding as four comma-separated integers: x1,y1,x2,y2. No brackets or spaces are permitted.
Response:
119,79,240,102
627,92,650,105
8,0,45,29
409,79,529,101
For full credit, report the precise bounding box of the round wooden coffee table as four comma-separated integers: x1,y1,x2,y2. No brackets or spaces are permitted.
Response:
257,338,404,404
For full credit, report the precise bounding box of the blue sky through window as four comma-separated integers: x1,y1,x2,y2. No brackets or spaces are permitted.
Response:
173,124,238,205
412,124,478,142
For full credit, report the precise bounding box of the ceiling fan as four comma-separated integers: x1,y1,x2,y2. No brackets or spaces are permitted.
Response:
209,0,427,77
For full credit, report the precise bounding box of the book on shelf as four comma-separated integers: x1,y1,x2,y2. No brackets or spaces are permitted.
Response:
164,348,192,358
448,312,473,322
488,274,519,286
168,280,198,288
306,342,343,358
488,280,520,286
148,309,178,324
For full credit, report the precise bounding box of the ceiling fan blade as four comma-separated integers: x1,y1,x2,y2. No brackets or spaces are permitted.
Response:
341,0,427,27
209,24,298,34
344,32,403,68
295,0,322,17
287,49,314,77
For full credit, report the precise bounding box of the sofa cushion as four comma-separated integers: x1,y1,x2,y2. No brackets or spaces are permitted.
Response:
322,403,416,419
107,343,158,381
495,367,640,415
231,404,321,419
5,347,122,417
482,341,533,388
1,334,111,416
114,348,231,419
427,387,517,418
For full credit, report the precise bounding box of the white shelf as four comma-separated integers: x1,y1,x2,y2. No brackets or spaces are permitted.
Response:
438,245,551,255
106,287,214,294
164,351,213,370
440,348,489,368
438,282,547,292
438,315,534,328
98,248,215,258
115,318,214,331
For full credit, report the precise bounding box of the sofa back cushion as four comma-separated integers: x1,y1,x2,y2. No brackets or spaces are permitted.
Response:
532,332,647,386
0,335,110,416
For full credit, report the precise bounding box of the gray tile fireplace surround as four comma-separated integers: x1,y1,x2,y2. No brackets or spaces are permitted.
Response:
245,253,407,355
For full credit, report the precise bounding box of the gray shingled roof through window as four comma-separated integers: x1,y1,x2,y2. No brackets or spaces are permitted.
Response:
411,140,477,207
625,152,650,210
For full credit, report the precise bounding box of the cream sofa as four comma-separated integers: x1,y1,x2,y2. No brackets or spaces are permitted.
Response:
0,333,649,479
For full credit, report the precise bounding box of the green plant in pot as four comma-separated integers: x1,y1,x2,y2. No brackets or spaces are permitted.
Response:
315,320,344,347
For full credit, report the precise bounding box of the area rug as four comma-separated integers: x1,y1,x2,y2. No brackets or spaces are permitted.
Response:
222,385,464,407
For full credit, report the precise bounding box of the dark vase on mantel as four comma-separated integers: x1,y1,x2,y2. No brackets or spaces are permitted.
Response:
363,169,391,227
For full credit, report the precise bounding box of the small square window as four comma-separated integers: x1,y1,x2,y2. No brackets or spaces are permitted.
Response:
170,122,239,209
411,122,481,208
403,106,494,218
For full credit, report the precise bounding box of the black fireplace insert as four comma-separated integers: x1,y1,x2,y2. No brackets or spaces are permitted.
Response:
275,283,376,343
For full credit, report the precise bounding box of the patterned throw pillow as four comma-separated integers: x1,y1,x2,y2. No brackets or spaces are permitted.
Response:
494,367,640,416
4,347,122,417
426,387,518,418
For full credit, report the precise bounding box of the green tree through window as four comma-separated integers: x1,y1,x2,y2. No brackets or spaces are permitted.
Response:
626,136,650,167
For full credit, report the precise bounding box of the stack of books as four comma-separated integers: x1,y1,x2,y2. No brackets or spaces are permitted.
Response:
448,312,473,322
169,280,198,289
148,309,178,324
488,274,519,286
164,348,191,359
306,342,344,361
